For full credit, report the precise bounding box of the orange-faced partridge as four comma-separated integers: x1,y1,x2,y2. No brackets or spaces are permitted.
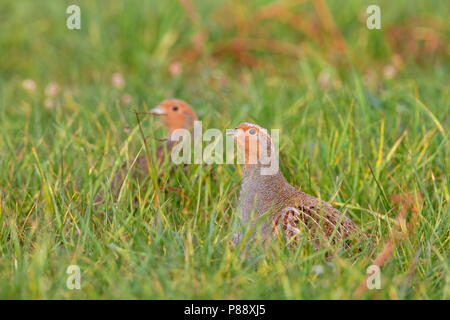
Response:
227,122,371,253
105,99,198,201
134,98,197,176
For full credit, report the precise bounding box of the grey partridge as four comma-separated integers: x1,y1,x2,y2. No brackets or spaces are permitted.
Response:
227,122,372,253
134,98,197,176
101,99,197,203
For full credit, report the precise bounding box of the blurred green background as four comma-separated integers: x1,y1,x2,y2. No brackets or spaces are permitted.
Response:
0,0,448,299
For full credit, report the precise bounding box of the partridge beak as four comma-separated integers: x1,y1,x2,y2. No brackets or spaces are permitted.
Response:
226,128,237,137
149,105,166,116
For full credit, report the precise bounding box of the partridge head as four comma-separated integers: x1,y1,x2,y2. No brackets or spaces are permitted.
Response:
139,98,198,171
149,98,198,137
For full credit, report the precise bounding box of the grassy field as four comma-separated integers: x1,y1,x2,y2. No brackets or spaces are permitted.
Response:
0,0,448,299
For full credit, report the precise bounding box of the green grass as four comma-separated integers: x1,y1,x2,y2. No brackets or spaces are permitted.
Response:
0,0,448,299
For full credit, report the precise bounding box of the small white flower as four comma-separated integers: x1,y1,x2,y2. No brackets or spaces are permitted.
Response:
111,72,125,89
169,61,182,76
312,264,324,275
22,79,36,92
382,64,397,79
45,82,60,97
121,93,132,105
317,71,331,89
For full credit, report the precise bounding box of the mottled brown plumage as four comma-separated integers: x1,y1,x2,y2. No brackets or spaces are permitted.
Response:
228,122,371,252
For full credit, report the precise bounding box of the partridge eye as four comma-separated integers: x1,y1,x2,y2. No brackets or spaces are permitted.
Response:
172,105,179,111
248,128,257,135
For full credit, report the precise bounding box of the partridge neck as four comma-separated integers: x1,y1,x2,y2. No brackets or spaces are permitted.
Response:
242,163,288,190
